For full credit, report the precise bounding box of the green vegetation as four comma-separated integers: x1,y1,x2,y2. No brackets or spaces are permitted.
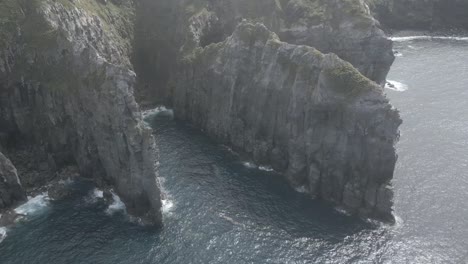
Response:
0,0,134,93
325,61,374,97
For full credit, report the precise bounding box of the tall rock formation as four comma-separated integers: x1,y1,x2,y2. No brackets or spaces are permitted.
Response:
134,0,394,106
0,152,26,209
174,22,401,221
0,0,162,224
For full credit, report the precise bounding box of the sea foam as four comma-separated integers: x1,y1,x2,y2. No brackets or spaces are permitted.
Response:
0,227,7,244
105,191,126,215
84,188,104,204
385,80,409,92
242,161,275,172
391,36,468,42
14,193,50,216
142,106,174,120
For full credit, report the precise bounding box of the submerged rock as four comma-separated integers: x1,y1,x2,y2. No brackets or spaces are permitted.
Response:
174,22,401,221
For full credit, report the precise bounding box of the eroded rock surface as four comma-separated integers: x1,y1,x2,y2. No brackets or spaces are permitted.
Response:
0,0,162,224
0,152,26,210
173,22,401,221
134,0,394,107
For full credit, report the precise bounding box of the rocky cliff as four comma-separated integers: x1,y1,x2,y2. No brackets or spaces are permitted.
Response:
0,0,402,224
173,22,401,221
0,0,162,224
0,151,26,209
134,0,394,107
369,0,468,31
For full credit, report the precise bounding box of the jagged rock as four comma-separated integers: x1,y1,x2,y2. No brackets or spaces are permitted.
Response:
134,0,394,107
0,0,162,225
173,22,401,221
0,152,26,209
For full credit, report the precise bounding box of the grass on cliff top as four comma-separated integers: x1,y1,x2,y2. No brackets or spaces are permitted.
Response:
326,61,375,97
0,0,134,50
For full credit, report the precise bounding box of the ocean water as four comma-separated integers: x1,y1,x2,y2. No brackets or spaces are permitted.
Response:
0,39,467,263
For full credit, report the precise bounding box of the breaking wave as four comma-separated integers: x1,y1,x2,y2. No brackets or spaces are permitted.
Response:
142,106,174,120
391,36,468,42
105,191,126,215
14,193,50,216
385,80,409,92
84,188,104,204
0,227,7,244
162,199,174,215
242,161,275,172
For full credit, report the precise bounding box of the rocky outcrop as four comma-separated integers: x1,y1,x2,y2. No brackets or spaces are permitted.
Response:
174,22,401,221
0,0,401,224
0,0,162,224
0,152,26,209
134,0,394,107
369,0,468,31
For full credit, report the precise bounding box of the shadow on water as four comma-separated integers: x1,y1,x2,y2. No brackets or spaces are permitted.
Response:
148,113,379,241
0,112,385,264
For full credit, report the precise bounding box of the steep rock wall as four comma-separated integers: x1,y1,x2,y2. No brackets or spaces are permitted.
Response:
0,0,162,224
0,152,26,209
174,22,401,222
134,0,394,107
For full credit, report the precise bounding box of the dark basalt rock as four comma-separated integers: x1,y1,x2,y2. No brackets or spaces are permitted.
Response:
173,22,401,222
0,0,402,225
0,0,162,225
134,0,395,107
0,152,26,210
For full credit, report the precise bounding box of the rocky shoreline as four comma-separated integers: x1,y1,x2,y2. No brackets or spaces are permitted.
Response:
0,0,416,226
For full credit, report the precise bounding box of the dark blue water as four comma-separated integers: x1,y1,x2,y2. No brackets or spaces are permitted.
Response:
1,39,467,263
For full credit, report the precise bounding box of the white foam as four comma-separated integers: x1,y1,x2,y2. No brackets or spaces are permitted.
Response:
258,166,274,172
14,193,50,216
242,161,275,172
105,191,126,215
394,52,403,57
295,185,308,193
142,106,174,120
0,227,7,244
393,214,404,229
242,162,256,169
391,36,468,42
385,80,408,92
161,199,174,215
85,188,104,204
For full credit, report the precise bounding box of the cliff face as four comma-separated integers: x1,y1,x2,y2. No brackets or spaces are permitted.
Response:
0,0,162,224
0,0,401,224
174,22,401,221
0,152,26,209
369,0,468,30
134,0,394,107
